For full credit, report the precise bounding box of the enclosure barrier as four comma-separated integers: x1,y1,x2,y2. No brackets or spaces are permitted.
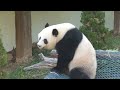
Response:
24,50,120,79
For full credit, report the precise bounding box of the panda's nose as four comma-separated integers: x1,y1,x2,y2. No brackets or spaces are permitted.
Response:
37,45,41,48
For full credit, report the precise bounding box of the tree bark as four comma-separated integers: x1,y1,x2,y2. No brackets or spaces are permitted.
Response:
15,11,32,63
114,11,120,35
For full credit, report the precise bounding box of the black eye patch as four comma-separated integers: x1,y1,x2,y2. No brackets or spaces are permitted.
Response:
44,39,48,44
39,37,41,40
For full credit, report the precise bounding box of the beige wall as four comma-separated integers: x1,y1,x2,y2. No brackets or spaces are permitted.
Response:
0,11,114,52
31,11,82,43
105,11,114,30
0,11,15,52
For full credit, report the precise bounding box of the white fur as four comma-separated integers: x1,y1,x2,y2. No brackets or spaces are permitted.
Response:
37,23,97,79
69,34,97,79
37,23,75,50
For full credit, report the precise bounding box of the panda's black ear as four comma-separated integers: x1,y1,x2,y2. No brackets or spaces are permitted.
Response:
45,23,49,28
52,29,58,37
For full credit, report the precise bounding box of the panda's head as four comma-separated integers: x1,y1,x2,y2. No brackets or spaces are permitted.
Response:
37,23,75,50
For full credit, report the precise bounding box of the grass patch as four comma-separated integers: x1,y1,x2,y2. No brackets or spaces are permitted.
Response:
0,47,50,79
0,57,50,79
8,66,49,79
105,34,120,50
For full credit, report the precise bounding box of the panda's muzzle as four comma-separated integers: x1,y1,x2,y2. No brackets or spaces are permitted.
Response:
37,45,42,48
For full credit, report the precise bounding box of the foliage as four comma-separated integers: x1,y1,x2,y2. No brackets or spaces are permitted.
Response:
0,30,8,67
80,11,113,50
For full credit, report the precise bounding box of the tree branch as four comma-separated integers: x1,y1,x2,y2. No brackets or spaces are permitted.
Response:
23,53,57,71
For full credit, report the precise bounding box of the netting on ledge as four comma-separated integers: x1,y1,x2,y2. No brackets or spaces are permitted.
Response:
44,50,120,79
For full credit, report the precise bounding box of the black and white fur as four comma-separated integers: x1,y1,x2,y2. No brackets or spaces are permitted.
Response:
37,23,97,79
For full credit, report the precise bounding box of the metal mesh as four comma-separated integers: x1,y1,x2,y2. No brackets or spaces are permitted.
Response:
96,50,120,79
44,50,120,79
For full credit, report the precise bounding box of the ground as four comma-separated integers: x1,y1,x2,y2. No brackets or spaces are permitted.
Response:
0,47,51,79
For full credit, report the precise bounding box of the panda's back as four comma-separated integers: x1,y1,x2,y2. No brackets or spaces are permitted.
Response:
56,27,83,56
69,34,97,79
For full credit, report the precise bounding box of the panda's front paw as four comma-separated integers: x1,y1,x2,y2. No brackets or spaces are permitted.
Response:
51,67,65,74
51,67,59,73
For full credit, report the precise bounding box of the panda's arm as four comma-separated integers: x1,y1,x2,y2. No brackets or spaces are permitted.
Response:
51,40,76,74
51,53,73,74
51,29,82,74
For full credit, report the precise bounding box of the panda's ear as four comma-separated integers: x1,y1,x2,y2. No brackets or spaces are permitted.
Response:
52,29,58,37
45,23,49,28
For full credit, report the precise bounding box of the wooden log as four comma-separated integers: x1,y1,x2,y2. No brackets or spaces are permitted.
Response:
23,53,57,71
38,53,57,64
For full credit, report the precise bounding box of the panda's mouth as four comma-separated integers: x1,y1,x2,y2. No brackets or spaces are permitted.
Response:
37,45,43,49
37,44,47,50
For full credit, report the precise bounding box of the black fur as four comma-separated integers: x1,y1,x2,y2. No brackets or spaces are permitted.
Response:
69,67,90,79
52,29,58,37
45,23,49,28
39,37,41,40
51,28,83,74
44,39,48,44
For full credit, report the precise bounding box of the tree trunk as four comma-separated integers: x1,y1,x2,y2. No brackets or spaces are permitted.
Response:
15,11,32,63
114,11,120,35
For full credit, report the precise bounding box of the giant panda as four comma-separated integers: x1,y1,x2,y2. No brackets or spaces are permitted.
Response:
37,23,97,79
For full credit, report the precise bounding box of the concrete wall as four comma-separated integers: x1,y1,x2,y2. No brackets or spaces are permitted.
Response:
105,11,114,30
31,11,82,43
0,11,114,52
0,11,15,52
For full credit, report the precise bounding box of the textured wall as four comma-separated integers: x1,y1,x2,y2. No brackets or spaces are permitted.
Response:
0,11,114,52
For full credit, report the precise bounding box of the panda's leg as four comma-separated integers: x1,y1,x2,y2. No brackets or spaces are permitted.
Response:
69,67,90,79
51,56,70,74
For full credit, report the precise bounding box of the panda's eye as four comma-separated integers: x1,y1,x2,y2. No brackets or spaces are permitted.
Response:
44,39,48,44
